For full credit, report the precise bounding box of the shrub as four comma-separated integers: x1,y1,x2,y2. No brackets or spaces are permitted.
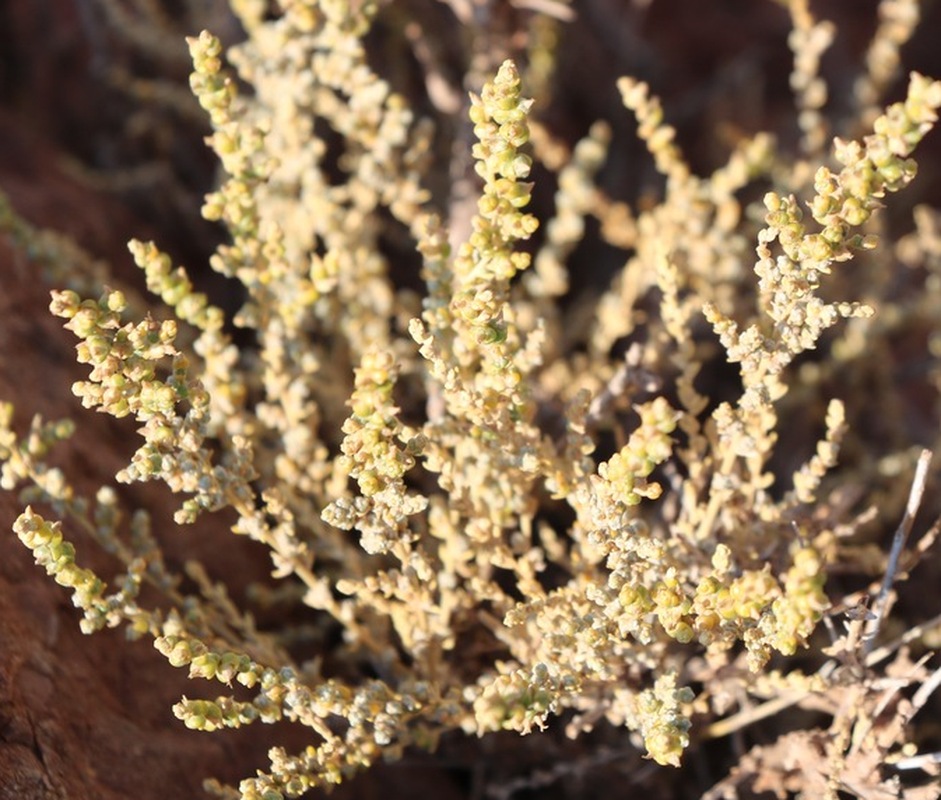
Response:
3,1,941,798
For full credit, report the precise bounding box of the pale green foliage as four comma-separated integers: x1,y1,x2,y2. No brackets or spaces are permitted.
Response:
4,1,941,798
